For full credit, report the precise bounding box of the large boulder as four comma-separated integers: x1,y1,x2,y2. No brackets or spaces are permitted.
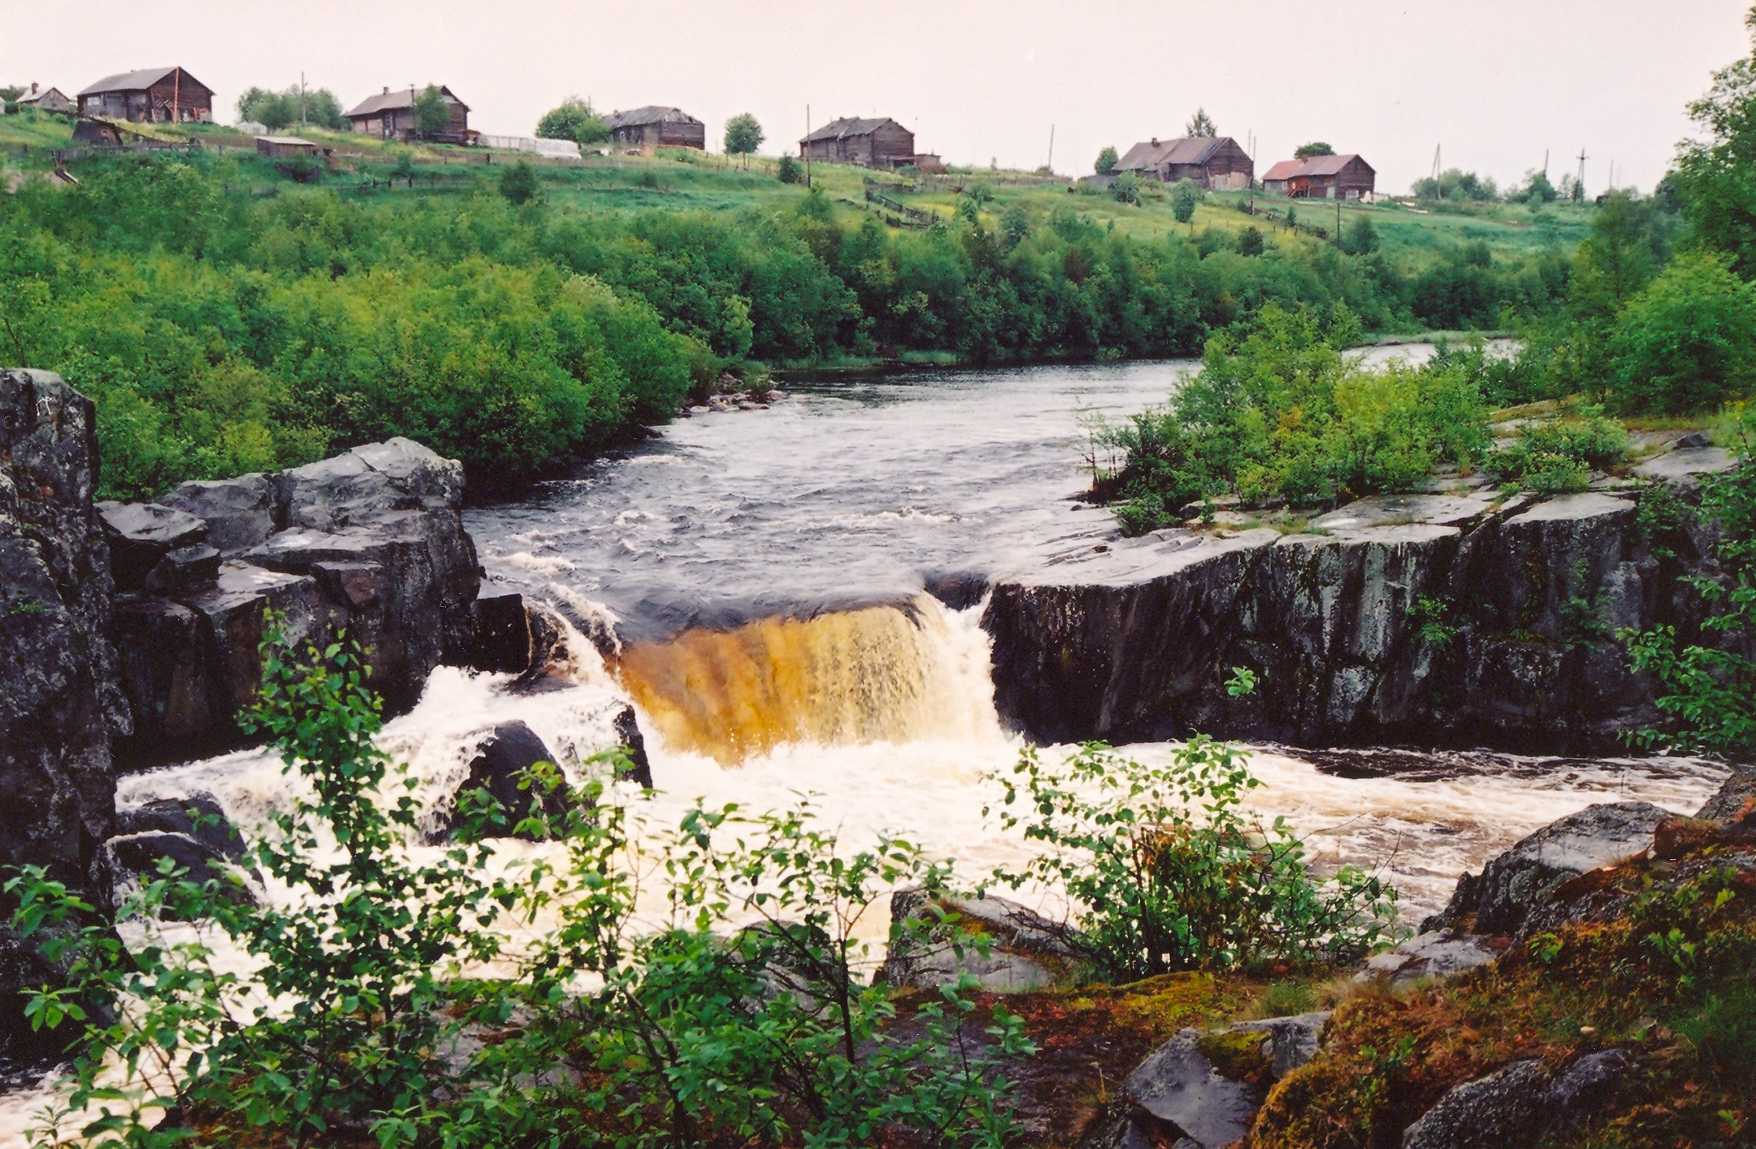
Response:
613,705,654,789
1423,802,1668,936
433,722,568,841
108,438,483,762
879,888,1076,993
1098,1028,1266,1149
0,368,128,1068
1360,931,1500,985
158,473,278,553
117,794,248,864
96,501,208,591
1400,1051,1631,1149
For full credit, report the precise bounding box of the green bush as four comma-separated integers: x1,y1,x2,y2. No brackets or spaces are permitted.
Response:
988,737,1401,980
1488,405,1629,492
1099,305,1491,531
1607,250,1756,415
8,626,1030,1148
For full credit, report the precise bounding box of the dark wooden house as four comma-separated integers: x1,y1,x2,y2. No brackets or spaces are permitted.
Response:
1114,136,1252,189
256,135,319,158
77,67,212,123
799,117,915,169
604,106,706,153
345,85,471,143
1262,154,1376,200
16,83,74,113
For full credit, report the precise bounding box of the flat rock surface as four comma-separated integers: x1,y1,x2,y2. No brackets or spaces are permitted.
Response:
1505,491,1633,525
1632,446,1737,484
1313,492,1499,531
1123,1028,1263,1148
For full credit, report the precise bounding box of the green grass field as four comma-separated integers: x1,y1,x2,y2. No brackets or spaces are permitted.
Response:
0,110,1594,267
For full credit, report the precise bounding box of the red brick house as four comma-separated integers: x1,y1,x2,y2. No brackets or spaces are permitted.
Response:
77,67,212,123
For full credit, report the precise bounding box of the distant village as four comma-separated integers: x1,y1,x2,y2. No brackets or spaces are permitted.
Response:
2,64,1378,200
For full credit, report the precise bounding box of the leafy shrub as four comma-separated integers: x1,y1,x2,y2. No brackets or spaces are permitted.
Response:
8,625,1030,1148
498,159,540,205
1099,305,1491,530
1488,405,1629,492
777,154,802,183
1111,171,1142,205
1238,226,1265,256
1607,250,1756,415
987,738,1401,980
1623,417,1756,757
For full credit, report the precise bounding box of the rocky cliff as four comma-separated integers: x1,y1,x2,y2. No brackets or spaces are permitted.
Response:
985,449,1739,753
0,369,129,1067
107,438,484,763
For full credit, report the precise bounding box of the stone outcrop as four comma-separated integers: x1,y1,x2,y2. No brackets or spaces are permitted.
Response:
0,368,129,1068
1423,801,1668,936
111,438,483,762
432,721,567,841
1399,1051,1631,1149
879,889,1076,993
985,463,1733,753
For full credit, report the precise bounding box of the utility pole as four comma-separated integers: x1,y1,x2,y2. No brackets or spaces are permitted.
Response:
804,103,812,188
299,71,306,127
1543,147,1550,179
1046,122,1055,173
1431,143,1442,198
1576,147,1588,201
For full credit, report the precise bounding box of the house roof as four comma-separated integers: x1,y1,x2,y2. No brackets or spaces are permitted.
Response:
257,135,318,147
1265,154,1372,180
605,105,701,129
800,116,906,143
17,86,67,105
1115,136,1229,172
79,67,210,97
346,85,468,118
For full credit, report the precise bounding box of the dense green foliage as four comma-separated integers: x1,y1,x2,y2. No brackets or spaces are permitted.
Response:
412,85,450,137
1099,306,1492,532
4,139,1564,498
987,734,1400,980
1093,146,1118,175
236,84,349,131
536,97,609,146
1624,409,1756,758
723,113,764,161
8,628,1030,1147
1294,142,1334,160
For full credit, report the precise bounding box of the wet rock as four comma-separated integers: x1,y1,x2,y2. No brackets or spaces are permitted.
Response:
1696,768,1756,825
1104,1028,1265,1149
142,543,221,594
159,473,278,552
103,831,257,912
469,590,536,674
97,500,208,591
1400,1059,1550,1149
434,722,567,841
1547,1049,1630,1121
613,705,654,789
987,480,1728,754
1424,802,1667,936
880,888,1074,993
1232,1012,1329,1078
1360,931,1499,984
275,437,464,532
117,794,247,864
110,598,215,747
1631,446,1737,489
0,368,127,1068
922,569,991,611
181,562,327,721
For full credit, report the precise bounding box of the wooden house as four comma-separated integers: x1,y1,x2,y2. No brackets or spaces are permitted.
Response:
16,83,74,113
1114,136,1252,189
345,85,471,143
799,117,915,169
77,67,212,123
1262,154,1375,200
604,106,705,153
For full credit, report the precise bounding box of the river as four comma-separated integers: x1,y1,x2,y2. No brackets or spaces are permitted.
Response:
0,349,1726,1145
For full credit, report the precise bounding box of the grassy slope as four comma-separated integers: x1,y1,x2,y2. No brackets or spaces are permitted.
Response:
0,109,1587,269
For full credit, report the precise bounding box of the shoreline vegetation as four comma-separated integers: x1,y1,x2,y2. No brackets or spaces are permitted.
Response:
3,113,1568,501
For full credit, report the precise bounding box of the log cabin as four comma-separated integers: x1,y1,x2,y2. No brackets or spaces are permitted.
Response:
346,85,471,143
1114,136,1252,189
16,83,74,113
604,106,706,153
1262,154,1376,200
799,117,915,169
77,67,212,123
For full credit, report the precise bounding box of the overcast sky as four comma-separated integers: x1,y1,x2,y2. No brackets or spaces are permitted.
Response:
5,1,1747,193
